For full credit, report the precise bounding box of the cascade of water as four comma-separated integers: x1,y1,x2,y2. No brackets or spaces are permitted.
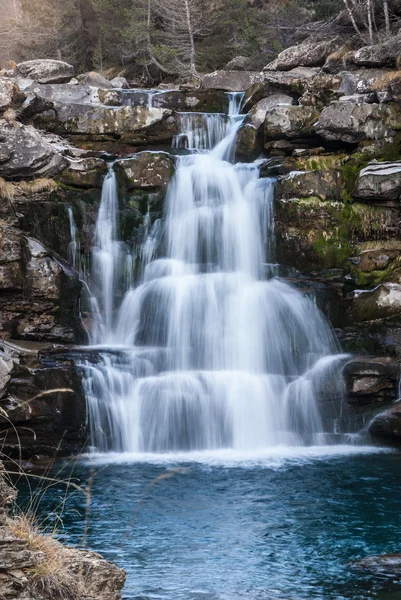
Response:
82,94,349,455
67,206,80,271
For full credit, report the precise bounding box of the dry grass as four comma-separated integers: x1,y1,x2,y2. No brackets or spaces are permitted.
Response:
326,45,352,64
8,514,79,600
372,70,401,91
2,108,18,124
0,177,58,201
0,177,15,201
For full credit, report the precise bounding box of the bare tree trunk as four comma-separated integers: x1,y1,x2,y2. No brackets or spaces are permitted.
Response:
184,0,198,77
342,0,367,43
383,0,391,35
367,0,374,43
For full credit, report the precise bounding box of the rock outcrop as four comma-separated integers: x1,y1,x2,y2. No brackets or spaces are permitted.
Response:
15,59,75,84
0,463,126,598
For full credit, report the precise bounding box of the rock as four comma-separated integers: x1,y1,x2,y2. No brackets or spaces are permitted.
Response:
24,82,97,105
0,78,25,113
15,59,74,84
264,105,319,141
343,356,400,406
276,169,344,201
151,90,227,113
114,152,174,191
76,71,113,88
242,68,319,111
355,161,401,202
57,157,108,188
32,103,175,144
110,76,129,89
235,124,262,162
0,352,13,398
265,38,341,71
347,283,401,322
0,121,67,180
352,554,401,575
349,241,401,286
98,89,122,106
225,56,254,71
349,35,401,68
316,101,399,145
202,70,265,92
369,402,401,442
298,73,342,108
339,69,393,95
247,95,295,128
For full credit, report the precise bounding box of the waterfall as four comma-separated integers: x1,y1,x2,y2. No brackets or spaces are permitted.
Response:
67,206,80,271
82,96,348,455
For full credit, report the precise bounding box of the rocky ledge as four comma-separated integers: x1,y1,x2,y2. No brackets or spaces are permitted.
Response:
0,463,125,599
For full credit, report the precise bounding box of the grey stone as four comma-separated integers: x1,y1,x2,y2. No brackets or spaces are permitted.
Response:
15,59,74,84
355,161,401,201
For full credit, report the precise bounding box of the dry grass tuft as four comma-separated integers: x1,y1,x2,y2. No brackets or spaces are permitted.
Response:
0,177,16,201
2,108,18,124
372,70,401,91
16,178,58,194
8,514,79,600
326,45,352,63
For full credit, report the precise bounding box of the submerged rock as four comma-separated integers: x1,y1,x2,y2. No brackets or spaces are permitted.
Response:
15,59,75,84
352,553,401,575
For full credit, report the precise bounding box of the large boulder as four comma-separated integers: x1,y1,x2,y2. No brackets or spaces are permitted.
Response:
110,76,129,89
0,121,67,180
77,71,113,88
347,283,401,322
264,105,319,141
202,70,264,92
369,401,401,442
355,161,401,202
348,35,401,69
276,169,344,201
57,157,108,188
24,82,97,105
242,68,319,111
225,56,254,71
15,59,74,84
339,69,392,95
265,38,341,71
316,101,399,144
31,103,176,144
343,356,400,407
114,152,174,191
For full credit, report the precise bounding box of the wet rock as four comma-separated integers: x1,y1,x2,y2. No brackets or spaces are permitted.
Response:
369,402,401,442
264,105,319,141
276,169,344,201
352,554,401,575
347,283,401,323
343,356,400,406
110,76,129,89
76,70,113,88
316,101,399,145
15,59,74,84
355,161,401,202
201,70,264,92
0,121,67,180
57,157,108,188
0,78,25,113
265,38,341,71
235,124,262,162
115,152,174,191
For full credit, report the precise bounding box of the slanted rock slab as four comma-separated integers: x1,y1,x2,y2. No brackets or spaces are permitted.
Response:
15,59,75,84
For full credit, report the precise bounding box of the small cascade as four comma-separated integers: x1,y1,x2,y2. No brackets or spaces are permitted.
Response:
90,167,134,344
172,113,229,151
67,206,80,271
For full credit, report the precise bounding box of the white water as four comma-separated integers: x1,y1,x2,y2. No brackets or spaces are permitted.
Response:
83,94,350,454
67,206,80,271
